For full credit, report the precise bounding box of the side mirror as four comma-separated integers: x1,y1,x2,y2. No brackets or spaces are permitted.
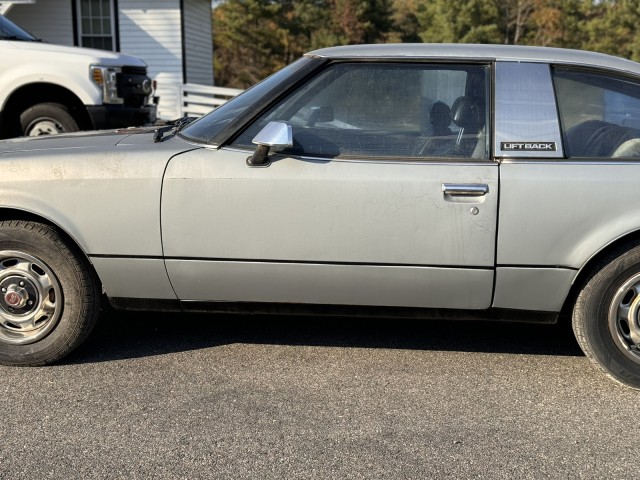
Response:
247,121,293,166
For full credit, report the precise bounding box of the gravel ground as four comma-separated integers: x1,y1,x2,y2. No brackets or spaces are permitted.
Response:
0,312,636,479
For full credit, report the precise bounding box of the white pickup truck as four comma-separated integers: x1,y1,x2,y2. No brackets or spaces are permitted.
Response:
0,14,156,137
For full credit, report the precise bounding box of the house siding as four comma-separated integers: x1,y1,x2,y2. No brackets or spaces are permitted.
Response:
118,0,183,119
6,0,74,46
183,0,213,85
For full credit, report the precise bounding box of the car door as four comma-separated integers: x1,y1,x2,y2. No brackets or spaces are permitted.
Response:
161,61,499,309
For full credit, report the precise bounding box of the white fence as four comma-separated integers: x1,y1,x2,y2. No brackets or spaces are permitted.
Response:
179,83,243,118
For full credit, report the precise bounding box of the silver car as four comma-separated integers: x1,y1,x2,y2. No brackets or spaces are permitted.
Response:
2,44,640,388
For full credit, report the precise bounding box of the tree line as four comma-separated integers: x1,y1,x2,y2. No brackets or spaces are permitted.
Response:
213,0,640,88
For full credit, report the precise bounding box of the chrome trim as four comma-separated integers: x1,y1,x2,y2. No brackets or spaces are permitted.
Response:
217,147,498,166
442,183,489,196
500,158,640,165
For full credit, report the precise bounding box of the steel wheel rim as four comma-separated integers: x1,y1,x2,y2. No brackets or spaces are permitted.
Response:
26,118,64,136
0,250,63,345
608,271,640,364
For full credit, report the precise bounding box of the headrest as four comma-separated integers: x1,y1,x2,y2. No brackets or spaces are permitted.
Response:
430,101,451,129
451,96,481,129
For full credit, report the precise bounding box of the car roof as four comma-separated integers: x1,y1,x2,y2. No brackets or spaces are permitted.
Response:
306,44,640,76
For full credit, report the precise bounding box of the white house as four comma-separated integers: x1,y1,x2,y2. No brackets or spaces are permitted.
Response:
0,0,215,119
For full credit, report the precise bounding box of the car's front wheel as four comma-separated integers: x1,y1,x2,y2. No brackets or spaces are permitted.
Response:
0,220,100,366
573,242,640,388
19,103,79,136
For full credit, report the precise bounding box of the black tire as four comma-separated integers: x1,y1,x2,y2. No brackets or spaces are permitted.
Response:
19,102,79,136
573,241,640,388
0,220,100,366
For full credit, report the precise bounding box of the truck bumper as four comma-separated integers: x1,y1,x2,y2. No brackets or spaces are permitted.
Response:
86,104,157,129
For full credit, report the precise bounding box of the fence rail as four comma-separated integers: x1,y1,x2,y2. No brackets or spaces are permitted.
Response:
179,83,243,118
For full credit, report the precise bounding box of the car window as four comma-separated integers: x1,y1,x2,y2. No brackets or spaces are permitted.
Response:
180,57,313,145
231,63,490,160
553,68,640,158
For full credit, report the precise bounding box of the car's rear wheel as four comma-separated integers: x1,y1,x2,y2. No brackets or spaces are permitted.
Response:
20,103,79,136
573,242,640,388
0,221,100,366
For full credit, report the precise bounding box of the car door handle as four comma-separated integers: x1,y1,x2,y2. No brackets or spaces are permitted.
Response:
442,183,489,196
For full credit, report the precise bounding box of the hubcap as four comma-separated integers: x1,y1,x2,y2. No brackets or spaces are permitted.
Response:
0,251,62,345
26,118,64,136
2,280,34,311
608,272,640,364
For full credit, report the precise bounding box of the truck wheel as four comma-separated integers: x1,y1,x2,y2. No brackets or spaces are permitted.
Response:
573,242,640,389
0,221,100,366
20,103,79,136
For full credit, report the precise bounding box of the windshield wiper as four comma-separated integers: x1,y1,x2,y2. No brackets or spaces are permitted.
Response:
153,116,195,143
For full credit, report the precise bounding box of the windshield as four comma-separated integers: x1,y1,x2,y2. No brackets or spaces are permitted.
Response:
0,15,37,41
180,57,314,145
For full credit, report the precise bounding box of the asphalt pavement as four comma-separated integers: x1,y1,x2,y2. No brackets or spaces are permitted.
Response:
0,311,636,479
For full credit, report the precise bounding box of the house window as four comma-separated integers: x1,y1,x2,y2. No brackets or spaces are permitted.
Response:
77,0,115,51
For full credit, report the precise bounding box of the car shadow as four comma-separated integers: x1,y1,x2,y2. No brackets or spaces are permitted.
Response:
63,310,584,365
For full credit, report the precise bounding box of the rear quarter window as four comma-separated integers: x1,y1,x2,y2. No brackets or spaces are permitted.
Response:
553,68,640,158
